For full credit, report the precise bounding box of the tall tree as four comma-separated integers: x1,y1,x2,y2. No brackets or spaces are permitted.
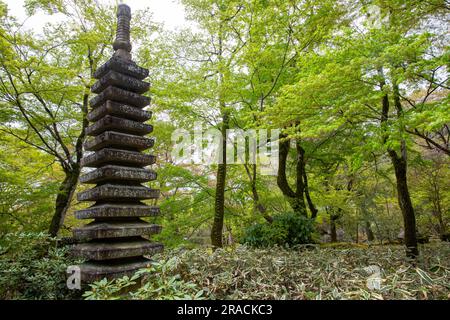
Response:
271,0,448,257
169,0,247,248
0,0,156,236
236,0,345,218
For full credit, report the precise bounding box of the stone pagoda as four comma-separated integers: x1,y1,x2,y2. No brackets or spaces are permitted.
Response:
72,3,163,282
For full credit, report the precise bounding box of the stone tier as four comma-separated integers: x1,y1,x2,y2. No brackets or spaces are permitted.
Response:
78,258,152,282
92,70,150,94
86,115,153,136
90,86,150,108
73,220,162,241
84,131,154,151
81,148,156,168
75,203,160,220
87,100,152,122
73,238,163,260
80,165,157,184
94,56,149,80
77,184,160,202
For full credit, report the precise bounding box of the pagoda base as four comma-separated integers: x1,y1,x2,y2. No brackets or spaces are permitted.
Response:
79,257,154,283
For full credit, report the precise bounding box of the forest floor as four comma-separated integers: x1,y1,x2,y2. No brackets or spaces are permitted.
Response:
2,233,449,300
150,242,450,300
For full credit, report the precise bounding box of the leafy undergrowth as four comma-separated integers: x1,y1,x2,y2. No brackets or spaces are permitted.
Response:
0,232,82,300
85,243,450,300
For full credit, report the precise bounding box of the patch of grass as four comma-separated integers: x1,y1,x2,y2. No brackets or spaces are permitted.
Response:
320,242,369,249
147,243,449,300
83,243,450,300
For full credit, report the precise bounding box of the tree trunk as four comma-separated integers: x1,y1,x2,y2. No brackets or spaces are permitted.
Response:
251,179,273,223
437,214,446,239
295,140,308,217
389,150,419,258
226,224,233,245
277,135,307,216
48,168,79,237
252,190,272,223
391,82,418,257
374,219,383,245
298,142,318,218
431,177,446,238
365,221,375,242
245,163,273,223
210,18,230,249
330,216,337,242
48,90,89,237
211,111,228,248
379,73,419,258
303,170,318,219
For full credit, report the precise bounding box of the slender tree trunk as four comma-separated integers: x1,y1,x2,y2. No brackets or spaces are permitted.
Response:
298,142,318,218
295,140,307,217
251,178,273,223
48,90,89,237
226,224,233,245
379,72,419,258
365,221,375,242
277,135,307,216
211,164,226,248
431,178,446,238
330,215,337,242
303,170,318,219
393,82,418,257
389,150,419,257
211,109,229,248
210,17,230,249
245,163,273,223
49,169,79,237
374,219,383,244
437,214,446,239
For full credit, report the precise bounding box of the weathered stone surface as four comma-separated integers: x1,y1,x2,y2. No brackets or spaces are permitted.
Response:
75,204,160,219
113,4,132,56
90,86,150,108
94,56,149,80
92,70,150,94
79,258,152,282
87,100,152,122
84,131,154,151
85,115,153,136
72,4,162,282
80,165,157,184
73,220,162,241
77,184,160,201
72,239,163,260
81,148,156,168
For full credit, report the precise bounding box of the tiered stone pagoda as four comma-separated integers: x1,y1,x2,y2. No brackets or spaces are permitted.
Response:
72,3,163,282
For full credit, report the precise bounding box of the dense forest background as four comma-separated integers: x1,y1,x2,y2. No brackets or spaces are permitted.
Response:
0,0,449,300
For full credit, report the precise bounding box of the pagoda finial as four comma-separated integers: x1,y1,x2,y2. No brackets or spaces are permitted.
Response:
113,3,132,59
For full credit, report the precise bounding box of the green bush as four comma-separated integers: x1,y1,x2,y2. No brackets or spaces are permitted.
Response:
241,212,315,247
0,232,81,300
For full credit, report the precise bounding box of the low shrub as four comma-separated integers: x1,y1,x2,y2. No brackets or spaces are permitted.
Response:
241,212,315,247
0,232,81,299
